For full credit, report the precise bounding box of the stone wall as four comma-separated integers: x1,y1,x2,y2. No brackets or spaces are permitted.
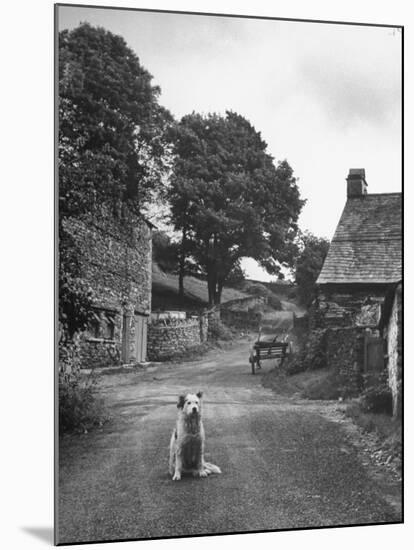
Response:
384,285,402,417
147,317,205,361
221,295,265,312
209,296,264,331
325,327,366,395
311,282,401,400
62,207,152,367
78,337,122,369
220,308,262,329
311,284,386,330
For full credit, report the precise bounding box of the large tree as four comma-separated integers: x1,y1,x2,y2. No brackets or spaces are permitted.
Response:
169,111,305,305
294,231,330,306
58,23,173,217
58,23,173,336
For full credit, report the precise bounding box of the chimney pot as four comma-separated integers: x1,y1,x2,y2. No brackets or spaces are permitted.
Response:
347,168,368,197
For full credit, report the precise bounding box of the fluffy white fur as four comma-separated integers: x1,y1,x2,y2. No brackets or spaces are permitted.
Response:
168,391,222,481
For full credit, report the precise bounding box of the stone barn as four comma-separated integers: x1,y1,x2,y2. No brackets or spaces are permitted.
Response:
62,207,153,368
312,169,402,401
379,282,402,417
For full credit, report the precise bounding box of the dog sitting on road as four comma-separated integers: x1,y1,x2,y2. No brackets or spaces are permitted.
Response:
169,391,222,481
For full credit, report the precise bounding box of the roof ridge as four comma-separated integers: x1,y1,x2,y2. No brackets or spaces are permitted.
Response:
347,192,402,198
332,237,401,242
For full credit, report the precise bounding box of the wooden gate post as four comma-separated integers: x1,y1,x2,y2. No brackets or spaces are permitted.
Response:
122,312,132,363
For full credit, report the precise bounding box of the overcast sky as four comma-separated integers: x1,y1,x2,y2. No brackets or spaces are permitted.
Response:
58,6,402,281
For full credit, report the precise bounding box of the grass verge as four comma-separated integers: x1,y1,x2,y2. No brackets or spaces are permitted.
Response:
263,366,342,399
344,401,402,471
263,365,402,473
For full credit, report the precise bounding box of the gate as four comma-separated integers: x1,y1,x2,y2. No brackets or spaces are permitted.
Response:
121,313,148,363
364,333,386,384
134,313,148,363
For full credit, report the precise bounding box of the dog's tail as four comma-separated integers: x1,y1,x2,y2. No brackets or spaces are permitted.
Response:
203,461,222,475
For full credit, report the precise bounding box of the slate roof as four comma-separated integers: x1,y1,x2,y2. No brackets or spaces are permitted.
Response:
317,193,402,284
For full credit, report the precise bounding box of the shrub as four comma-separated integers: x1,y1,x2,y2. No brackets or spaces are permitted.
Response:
208,319,233,341
287,288,298,300
361,372,393,415
59,339,107,433
285,329,327,374
243,281,270,298
300,370,343,400
267,294,282,311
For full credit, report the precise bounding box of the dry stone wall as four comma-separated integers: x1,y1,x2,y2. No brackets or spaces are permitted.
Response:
221,295,265,312
147,317,205,361
220,308,261,329
384,285,402,417
208,296,264,331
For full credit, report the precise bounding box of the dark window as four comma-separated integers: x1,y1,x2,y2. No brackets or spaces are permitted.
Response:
90,311,101,338
102,313,115,340
88,310,116,340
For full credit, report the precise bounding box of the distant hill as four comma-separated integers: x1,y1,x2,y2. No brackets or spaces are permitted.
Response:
242,279,306,316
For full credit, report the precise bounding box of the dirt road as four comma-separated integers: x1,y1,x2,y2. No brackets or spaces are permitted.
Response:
58,340,401,544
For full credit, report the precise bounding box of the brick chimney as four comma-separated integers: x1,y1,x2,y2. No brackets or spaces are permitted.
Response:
347,168,368,197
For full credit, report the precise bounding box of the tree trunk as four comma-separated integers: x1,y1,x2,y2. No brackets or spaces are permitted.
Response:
178,265,184,299
178,228,186,300
207,271,215,307
215,281,223,305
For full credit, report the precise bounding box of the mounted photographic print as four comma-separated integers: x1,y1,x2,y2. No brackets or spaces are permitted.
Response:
55,3,403,545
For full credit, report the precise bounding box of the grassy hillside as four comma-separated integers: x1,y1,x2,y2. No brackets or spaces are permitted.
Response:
152,265,305,315
152,263,250,311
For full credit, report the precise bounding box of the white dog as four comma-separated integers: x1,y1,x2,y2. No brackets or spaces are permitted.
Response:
169,391,222,481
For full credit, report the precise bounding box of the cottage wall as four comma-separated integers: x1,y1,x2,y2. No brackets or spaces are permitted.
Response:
384,285,402,417
311,284,386,330
63,208,152,367
309,284,389,394
325,327,366,395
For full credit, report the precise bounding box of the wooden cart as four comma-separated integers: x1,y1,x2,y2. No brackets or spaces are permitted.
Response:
249,329,290,374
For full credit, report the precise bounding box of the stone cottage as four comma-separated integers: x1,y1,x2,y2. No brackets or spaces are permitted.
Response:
379,282,402,417
312,169,402,401
62,206,153,368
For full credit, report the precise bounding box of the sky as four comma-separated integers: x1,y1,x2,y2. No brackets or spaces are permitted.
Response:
58,5,402,282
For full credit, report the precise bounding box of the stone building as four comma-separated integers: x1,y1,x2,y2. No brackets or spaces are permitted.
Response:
62,207,153,368
379,282,402,417
312,169,402,401
314,169,401,329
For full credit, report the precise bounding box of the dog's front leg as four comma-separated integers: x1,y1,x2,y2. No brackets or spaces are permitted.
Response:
193,467,208,478
172,452,182,481
169,431,176,476
193,443,208,478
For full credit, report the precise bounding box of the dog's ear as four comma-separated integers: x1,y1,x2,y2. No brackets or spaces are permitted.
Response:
177,395,185,409
196,391,203,399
